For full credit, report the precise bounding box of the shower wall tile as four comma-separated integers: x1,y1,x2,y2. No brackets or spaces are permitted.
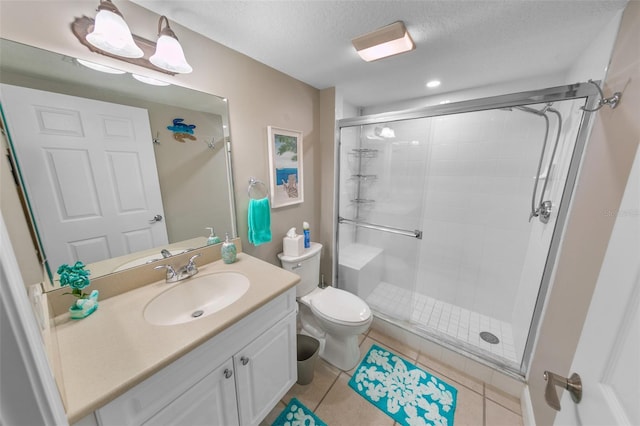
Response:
416,108,541,321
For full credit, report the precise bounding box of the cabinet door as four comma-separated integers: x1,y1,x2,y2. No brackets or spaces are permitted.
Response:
142,360,239,426
234,312,297,426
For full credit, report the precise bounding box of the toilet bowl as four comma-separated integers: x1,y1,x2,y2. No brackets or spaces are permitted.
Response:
278,242,372,370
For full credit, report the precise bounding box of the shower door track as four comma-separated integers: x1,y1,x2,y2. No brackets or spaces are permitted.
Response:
338,216,423,239
337,82,598,127
335,81,601,377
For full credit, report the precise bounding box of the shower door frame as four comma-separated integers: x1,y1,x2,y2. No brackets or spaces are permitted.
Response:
334,82,600,377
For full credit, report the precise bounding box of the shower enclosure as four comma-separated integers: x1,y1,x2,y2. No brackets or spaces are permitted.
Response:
335,83,599,376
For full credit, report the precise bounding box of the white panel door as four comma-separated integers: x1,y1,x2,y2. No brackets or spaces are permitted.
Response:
0,84,168,269
554,149,640,425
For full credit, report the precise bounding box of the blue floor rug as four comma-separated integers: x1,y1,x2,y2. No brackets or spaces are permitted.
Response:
271,397,327,426
349,344,458,426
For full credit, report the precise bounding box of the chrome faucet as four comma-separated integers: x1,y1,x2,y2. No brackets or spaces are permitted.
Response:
154,254,201,283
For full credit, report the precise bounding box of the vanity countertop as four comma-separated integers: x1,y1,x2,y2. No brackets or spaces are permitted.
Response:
52,253,299,424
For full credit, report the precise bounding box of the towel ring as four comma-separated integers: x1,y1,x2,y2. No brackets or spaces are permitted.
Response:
248,177,269,199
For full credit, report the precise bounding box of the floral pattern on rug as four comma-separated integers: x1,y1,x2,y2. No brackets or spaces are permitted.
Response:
271,397,327,426
349,344,457,426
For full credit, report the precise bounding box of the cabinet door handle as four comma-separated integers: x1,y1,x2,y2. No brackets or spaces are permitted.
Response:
223,368,233,379
240,356,249,365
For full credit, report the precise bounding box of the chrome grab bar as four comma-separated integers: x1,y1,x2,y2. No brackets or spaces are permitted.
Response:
338,217,423,239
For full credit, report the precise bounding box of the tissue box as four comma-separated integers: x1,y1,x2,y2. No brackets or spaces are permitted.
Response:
283,235,304,257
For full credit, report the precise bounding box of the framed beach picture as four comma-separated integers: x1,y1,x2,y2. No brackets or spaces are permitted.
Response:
267,126,304,208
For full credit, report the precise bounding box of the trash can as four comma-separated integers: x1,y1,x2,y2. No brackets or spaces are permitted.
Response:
296,334,320,385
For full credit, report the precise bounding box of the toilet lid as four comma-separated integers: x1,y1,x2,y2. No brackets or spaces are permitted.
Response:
310,287,371,324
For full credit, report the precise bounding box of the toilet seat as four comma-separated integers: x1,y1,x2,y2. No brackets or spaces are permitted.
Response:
308,287,371,326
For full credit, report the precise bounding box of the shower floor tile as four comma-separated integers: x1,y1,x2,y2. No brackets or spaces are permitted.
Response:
365,281,519,364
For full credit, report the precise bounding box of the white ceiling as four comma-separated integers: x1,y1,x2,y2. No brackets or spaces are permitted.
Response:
131,0,627,107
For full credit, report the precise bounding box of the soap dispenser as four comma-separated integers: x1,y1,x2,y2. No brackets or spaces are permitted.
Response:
221,233,237,264
206,227,221,245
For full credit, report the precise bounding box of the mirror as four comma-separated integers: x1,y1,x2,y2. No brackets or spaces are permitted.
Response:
0,39,237,286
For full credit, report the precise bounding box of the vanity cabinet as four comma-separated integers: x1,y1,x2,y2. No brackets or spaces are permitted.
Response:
143,360,239,426
234,311,297,425
94,288,296,426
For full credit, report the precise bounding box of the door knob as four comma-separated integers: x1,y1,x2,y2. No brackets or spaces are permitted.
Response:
543,370,582,411
149,214,163,224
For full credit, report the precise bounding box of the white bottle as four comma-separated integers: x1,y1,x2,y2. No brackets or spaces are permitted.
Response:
221,233,237,264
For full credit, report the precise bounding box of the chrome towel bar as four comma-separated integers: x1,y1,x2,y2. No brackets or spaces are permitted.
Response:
338,217,422,239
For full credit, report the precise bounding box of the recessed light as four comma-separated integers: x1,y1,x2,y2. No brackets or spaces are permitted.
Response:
426,80,441,88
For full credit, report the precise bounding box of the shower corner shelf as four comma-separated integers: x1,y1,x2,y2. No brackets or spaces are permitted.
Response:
351,148,378,159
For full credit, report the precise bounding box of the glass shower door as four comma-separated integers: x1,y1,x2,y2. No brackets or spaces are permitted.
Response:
337,119,430,323
335,85,596,375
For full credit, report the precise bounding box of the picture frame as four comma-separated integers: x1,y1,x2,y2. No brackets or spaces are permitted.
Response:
267,126,304,208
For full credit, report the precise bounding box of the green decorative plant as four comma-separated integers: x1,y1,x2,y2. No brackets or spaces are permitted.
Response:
58,261,91,299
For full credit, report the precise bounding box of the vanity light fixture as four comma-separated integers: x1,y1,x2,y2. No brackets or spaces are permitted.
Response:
352,21,415,62
72,1,192,75
426,80,441,88
150,16,193,74
85,0,143,58
132,74,171,86
76,58,126,74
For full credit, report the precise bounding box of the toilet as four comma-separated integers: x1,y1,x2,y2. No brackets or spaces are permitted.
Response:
278,242,372,370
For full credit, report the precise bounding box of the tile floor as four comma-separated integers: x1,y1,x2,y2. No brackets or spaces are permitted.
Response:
261,327,524,426
366,281,519,365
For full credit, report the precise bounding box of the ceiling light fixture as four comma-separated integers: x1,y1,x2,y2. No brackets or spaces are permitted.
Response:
150,16,192,74
85,0,143,58
352,21,415,62
426,80,441,88
71,1,192,75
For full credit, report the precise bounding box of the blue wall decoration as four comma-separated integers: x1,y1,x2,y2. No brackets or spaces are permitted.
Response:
167,118,196,143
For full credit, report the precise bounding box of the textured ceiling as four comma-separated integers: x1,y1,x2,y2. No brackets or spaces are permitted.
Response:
131,0,627,107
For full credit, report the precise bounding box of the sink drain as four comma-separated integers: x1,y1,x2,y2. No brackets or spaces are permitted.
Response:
191,310,204,318
480,331,500,344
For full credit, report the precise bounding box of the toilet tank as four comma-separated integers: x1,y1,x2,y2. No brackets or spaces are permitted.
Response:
277,242,322,297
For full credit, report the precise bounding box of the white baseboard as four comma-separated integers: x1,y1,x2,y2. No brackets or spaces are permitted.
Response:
521,385,536,426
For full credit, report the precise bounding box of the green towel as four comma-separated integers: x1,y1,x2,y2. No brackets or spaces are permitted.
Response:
248,197,272,246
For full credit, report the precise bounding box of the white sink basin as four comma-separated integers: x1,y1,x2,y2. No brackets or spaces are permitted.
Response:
144,272,250,326
114,249,191,272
